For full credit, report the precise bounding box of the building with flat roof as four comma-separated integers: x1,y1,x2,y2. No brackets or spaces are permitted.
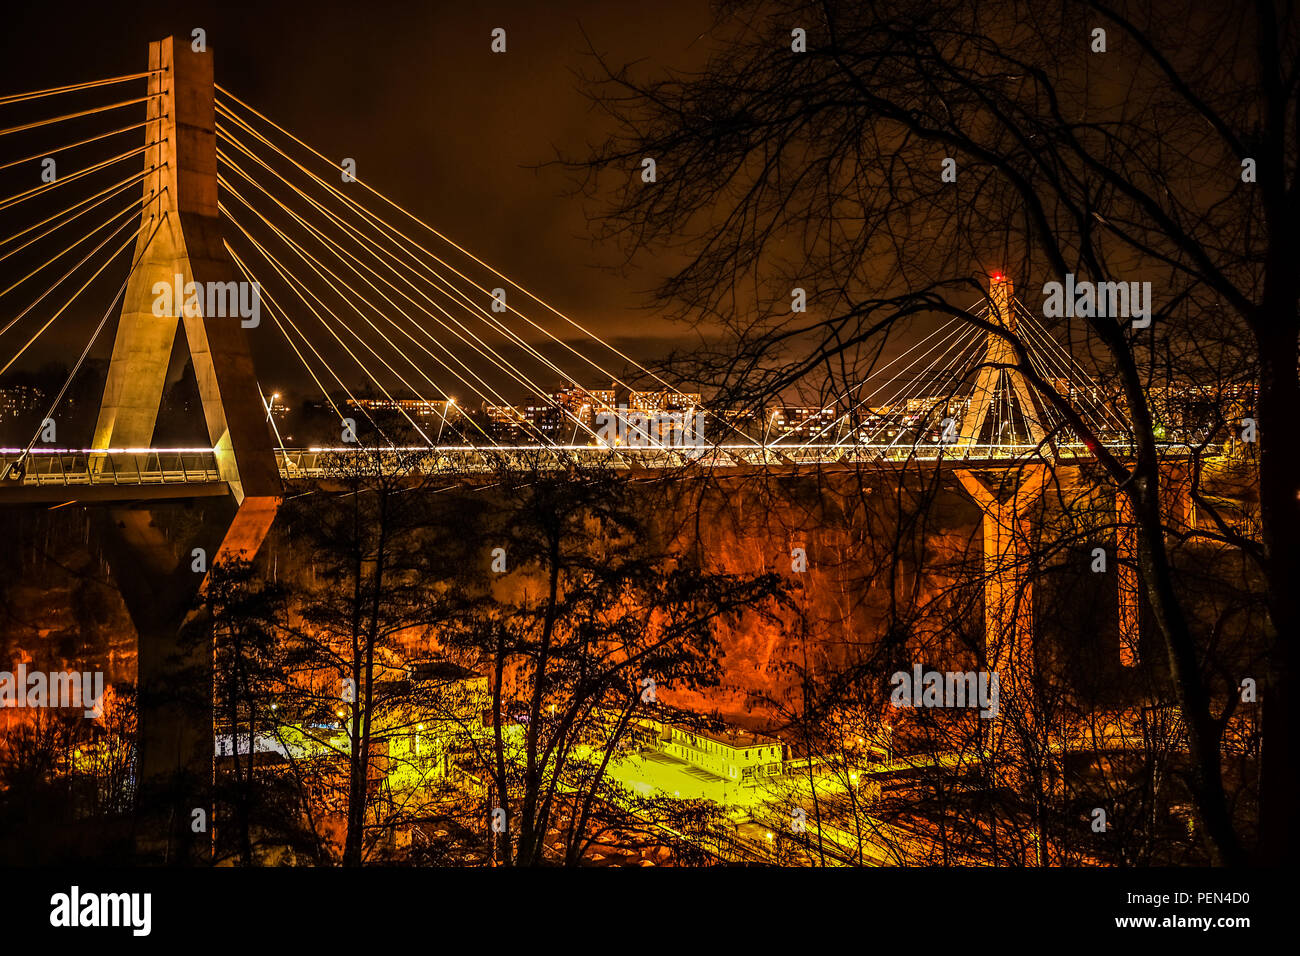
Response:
661,723,785,784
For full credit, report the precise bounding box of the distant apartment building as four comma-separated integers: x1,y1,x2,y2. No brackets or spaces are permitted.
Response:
552,385,616,441
485,404,530,443
483,385,716,446
629,389,702,414
483,400,569,444
0,383,44,421
555,385,616,417
486,385,617,444
715,407,757,435
341,397,461,444
511,401,572,443
901,395,967,418
767,405,838,442
1147,381,1255,437
348,397,459,422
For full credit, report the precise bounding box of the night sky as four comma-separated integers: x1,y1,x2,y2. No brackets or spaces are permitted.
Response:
0,0,716,396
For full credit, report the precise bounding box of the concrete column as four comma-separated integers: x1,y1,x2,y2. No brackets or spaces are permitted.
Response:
90,36,284,862
956,466,1049,700
93,36,279,507
956,276,1048,452
97,504,231,863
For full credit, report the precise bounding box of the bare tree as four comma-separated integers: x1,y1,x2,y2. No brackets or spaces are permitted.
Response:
440,457,785,866
278,445,457,865
573,0,1296,864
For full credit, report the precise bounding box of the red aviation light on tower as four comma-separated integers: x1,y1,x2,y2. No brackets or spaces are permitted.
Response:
987,272,1014,330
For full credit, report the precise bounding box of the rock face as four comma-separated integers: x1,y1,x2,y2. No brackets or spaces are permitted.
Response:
4,463,1174,736
630,468,989,727
1,508,138,712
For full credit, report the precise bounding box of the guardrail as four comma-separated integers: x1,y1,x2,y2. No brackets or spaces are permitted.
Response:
274,441,1191,478
0,441,1196,489
0,449,222,487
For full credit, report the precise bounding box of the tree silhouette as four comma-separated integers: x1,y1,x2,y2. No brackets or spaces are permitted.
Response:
574,0,1295,864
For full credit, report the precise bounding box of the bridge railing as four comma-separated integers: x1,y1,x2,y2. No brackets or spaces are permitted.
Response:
764,440,1152,462
0,441,1197,489
0,449,222,487
275,445,729,477
275,441,1186,477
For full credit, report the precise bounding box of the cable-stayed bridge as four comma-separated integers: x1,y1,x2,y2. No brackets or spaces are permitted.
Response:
2,39,1205,860
0,37,1174,511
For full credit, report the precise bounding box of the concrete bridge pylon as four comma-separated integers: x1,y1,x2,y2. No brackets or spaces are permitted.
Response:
92,35,279,512
89,36,282,863
956,275,1049,451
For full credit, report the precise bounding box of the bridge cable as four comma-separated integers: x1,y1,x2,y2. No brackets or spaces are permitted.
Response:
222,210,402,446
844,319,985,450
0,96,160,138
225,245,357,438
0,120,155,174
1012,301,1130,433
0,186,160,345
216,123,623,444
215,85,697,404
0,142,157,213
794,313,977,450
221,193,540,449
856,322,987,452
784,300,987,448
2,211,167,479
215,94,709,451
216,109,646,449
218,182,448,444
0,71,161,108
217,149,567,445
0,211,157,376
1,165,158,264
0,185,158,304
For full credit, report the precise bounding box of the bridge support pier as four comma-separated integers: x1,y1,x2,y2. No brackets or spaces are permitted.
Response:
97,496,279,864
96,504,224,863
956,466,1050,730
87,36,283,862
1114,464,1197,669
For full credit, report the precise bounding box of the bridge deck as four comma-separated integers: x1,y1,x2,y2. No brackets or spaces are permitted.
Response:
0,442,1189,504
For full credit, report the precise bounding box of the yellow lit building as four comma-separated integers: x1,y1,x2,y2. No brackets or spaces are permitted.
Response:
662,724,784,785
